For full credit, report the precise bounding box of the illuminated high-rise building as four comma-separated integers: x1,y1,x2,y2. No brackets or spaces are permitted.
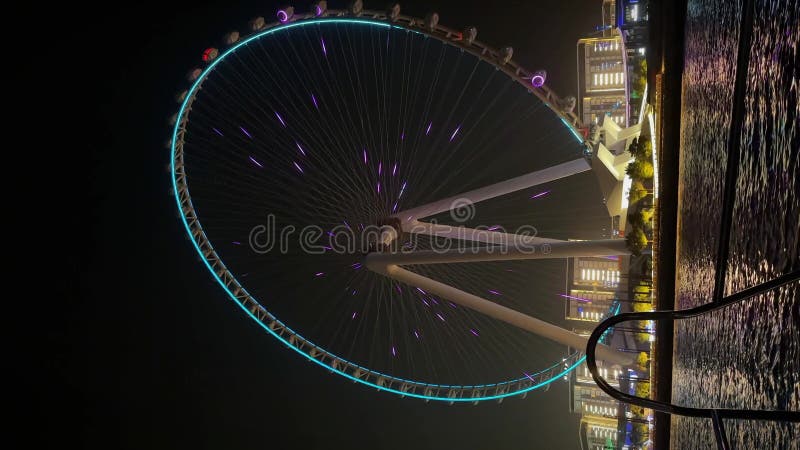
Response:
565,256,622,323
601,0,616,35
576,0,650,128
577,34,627,127
569,358,623,450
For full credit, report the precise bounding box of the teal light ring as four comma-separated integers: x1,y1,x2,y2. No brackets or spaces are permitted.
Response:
171,17,589,401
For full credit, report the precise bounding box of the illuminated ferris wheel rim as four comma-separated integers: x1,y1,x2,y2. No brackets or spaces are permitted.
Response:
170,6,595,403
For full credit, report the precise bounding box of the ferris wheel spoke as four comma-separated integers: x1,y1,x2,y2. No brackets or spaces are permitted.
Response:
366,239,628,266
404,220,563,244
371,264,632,366
235,41,379,206
392,158,591,226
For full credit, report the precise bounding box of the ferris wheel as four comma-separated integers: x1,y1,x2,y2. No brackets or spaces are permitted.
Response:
169,1,631,403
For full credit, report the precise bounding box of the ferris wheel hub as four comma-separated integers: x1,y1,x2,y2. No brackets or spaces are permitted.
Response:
367,218,402,252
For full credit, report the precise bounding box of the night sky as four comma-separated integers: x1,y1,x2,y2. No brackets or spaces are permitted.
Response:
45,1,606,448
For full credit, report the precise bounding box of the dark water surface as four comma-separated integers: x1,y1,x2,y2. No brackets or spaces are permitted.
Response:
671,0,799,448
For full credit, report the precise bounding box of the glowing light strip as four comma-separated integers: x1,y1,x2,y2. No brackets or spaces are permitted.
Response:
171,17,589,402
561,117,584,143
648,111,659,199
616,28,630,127
638,83,648,125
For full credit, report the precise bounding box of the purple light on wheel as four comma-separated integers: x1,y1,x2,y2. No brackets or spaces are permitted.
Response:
425,122,432,135
352,311,357,319
391,346,397,357
293,161,304,173
240,126,252,138
248,156,263,168
488,289,502,296
422,299,429,307
314,5,323,16
296,142,306,156
315,272,325,277
448,302,457,309
436,313,445,322
212,127,224,136
377,182,381,194
487,225,501,231
524,372,535,382
530,70,547,87
311,94,319,109
401,131,405,140
392,163,397,176
321,37,327,57
449,124,461,142
413,330,420,340
351,262,362,270
363,149,367,164
274,111,287,127
277,10,288,22
470,329,479,337
416,287,426,294
232,241,241,245
559,293,591,303
392,201,398,212
378,161,382,175
530,190,550,199
352,289,357,296
396,285,402,293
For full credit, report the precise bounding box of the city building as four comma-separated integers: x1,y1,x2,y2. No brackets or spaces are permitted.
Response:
589,114,643,235
578,1,649,237
601,0,616,36
576,34,627,127
616,0,649,50
567,3,653,449
565,256,622,323
582,419,619,450
616,0,649,126
570,359,624,450
577,1,650,130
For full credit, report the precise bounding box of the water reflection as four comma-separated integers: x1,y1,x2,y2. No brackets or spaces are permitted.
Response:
671,0,799,448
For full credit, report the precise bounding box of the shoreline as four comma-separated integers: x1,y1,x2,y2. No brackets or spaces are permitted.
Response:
648,1,687,449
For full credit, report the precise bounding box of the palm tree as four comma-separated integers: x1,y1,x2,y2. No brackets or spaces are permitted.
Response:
626,160,654,179
625,227,649,256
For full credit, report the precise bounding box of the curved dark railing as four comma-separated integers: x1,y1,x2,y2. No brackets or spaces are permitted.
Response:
585,270,800,449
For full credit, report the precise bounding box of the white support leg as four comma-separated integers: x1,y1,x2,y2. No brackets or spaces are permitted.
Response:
370,263,633,366
405,220,563,245
366,239,628,266
392,158,590,224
